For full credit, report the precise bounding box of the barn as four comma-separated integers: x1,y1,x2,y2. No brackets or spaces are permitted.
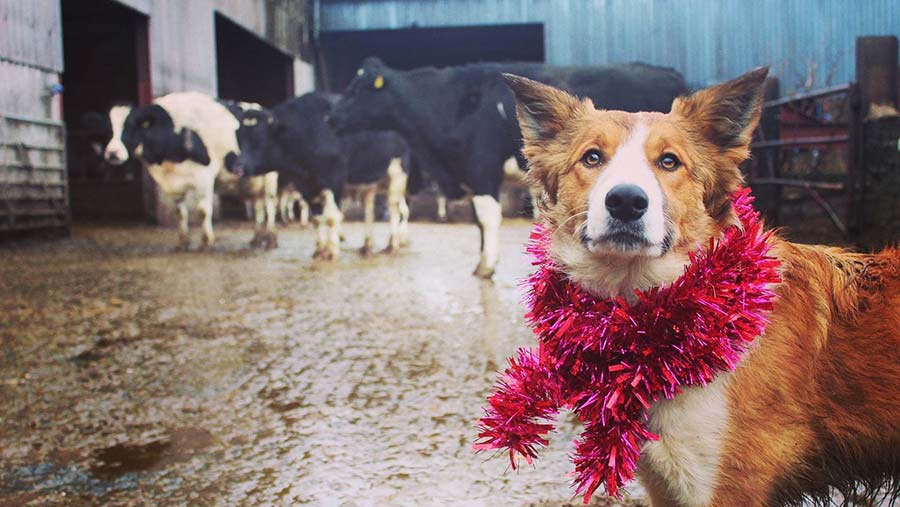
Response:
313,0,900,91
0,0,312,236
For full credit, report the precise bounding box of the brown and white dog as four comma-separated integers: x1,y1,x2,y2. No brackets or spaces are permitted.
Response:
505,69,900,506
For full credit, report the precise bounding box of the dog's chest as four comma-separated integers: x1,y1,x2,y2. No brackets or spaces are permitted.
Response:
639,373,731,507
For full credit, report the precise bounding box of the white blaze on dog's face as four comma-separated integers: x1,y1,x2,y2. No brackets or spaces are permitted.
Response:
506,69,767,296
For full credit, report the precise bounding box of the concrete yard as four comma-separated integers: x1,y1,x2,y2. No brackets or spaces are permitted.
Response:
0,221,645,507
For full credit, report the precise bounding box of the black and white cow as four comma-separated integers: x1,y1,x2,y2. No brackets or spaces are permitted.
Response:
329,58,690,278
234,93,413,258
102,92,278,249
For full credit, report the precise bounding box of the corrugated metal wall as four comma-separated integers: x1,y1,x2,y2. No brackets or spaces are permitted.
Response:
318,0,900,89
0,0,68,233
114,0,309,96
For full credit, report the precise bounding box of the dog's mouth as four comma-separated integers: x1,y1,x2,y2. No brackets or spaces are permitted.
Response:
581,225,673,257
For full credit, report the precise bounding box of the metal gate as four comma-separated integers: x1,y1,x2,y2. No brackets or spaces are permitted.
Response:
0,113,69,233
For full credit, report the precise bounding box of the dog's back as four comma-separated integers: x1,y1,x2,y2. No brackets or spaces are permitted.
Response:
719,242,900,506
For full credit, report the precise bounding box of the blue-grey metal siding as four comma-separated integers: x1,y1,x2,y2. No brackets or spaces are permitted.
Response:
318,0,900,89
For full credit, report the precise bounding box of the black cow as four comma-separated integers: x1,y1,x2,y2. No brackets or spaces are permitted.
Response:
330,57,690,278
235,93,412,258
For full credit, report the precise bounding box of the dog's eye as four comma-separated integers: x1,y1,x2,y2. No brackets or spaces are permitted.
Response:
581,149,604,167
658,153,681,171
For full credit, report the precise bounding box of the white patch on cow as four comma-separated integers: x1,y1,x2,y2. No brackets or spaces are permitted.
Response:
496,101,507,120
386,157,409,250
585,120,666,255
104,105,132,164
472,194,502,277
356,68,364,76
502,157,524,182
640,374,730,507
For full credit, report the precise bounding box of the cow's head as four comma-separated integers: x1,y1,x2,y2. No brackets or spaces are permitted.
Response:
103,105,133,165
234,108,280,177
81,112,113,158
112,104,210,166
330,57,397,133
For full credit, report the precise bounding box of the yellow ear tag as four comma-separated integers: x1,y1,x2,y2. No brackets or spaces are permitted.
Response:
374,75,384,90
140,120,151,128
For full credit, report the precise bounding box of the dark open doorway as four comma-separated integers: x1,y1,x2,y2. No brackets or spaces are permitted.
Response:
215,13,295,107
318,23,545,92
62,0,150,222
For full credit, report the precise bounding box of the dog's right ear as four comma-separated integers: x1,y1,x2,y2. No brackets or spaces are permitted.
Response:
503,74,585,144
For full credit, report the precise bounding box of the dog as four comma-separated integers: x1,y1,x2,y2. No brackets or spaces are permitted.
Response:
504,68,900,507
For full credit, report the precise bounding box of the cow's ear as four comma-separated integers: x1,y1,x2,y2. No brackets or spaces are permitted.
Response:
671,67,768,157
179,128,210,165
503,73,585,144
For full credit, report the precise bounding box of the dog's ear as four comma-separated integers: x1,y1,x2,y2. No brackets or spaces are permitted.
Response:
503,74,586,144
504,74,587,206
672,67,768,161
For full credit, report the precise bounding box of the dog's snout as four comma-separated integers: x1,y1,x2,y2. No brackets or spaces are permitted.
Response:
605,184,648,222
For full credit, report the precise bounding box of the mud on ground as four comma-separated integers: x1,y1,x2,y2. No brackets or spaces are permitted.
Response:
0,222,645,506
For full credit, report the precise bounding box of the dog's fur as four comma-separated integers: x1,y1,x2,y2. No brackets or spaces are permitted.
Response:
505,69,900,506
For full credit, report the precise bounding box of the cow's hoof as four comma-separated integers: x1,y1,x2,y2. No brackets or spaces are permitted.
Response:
360,240,375,257
381,244,399,255
339,234,347,243
174,243,189,253
265,234,278,250
473,264,495,279
312,248,325,260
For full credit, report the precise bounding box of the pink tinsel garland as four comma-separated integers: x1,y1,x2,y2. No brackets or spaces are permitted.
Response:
475,188,781,503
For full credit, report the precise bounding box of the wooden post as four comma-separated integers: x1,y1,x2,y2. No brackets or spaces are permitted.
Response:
848,36,899,244
856,36,899,116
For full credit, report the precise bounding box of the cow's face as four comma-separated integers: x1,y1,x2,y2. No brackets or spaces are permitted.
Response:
330,57,396,133
118,105,210,166
103,105,133,165
235,109,279,176
81,112,113,158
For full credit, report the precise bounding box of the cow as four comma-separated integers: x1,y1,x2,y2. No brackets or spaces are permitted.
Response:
329,57,690,278
234,93,412,259
218,100,281,249
102,93,278,250
277,182,309,225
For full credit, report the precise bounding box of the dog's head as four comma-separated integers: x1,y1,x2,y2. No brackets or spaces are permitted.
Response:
507,68,768,296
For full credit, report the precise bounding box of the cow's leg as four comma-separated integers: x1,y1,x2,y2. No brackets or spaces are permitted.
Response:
198,193,215,249
472,194,502,279
361,186,376,256
436,194,448,222
385,158,408,253
529,187,542,220
313,189,342,260
263,174,278,249
250,198,266,247
278,194,290,224
175,199,190,251
298,196,309,226
398,196,410,247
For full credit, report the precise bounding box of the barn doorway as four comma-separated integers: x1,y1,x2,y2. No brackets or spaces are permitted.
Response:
215,13,295,219
317,23,545,92
215,13,295,107
62,0,151,222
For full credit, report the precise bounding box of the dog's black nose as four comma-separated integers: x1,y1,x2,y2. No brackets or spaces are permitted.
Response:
605,184,648,222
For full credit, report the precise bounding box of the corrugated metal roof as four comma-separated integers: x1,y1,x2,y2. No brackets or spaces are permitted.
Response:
318,0,900,89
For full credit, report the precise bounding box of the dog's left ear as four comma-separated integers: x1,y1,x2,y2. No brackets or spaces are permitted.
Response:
672,67,768,160
503,73,586,144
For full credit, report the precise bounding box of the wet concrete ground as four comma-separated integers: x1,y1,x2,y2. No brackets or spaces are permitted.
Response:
0,221,645,507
